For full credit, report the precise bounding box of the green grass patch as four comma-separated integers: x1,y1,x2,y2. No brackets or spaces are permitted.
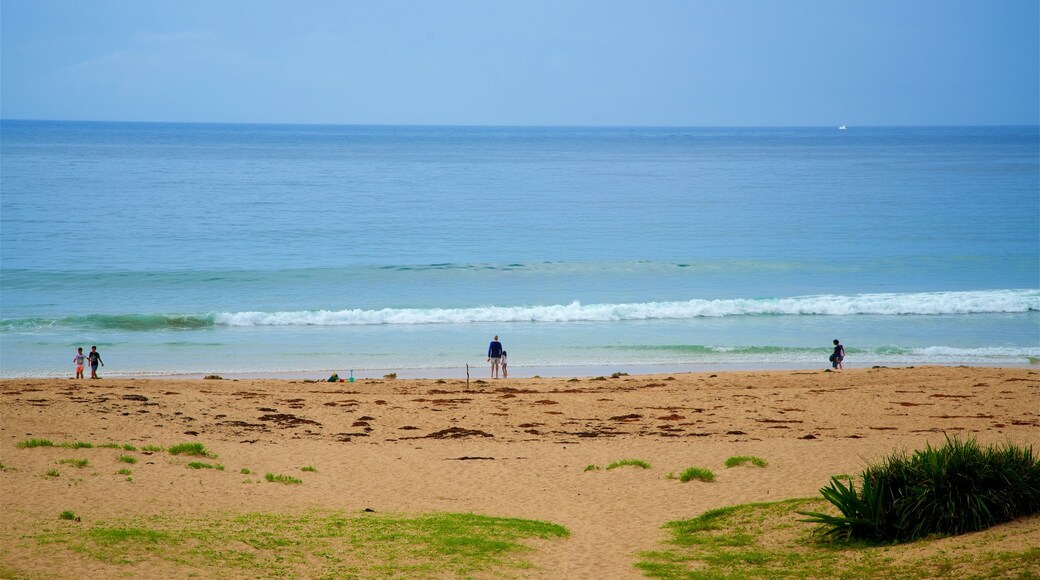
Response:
584,464,601,472
116,468,132,476
17,438,55,449
45,469,60,477
117,455,137,464
59,441,94,449
301,466,317,472
637,498,1040,579
240,468,251,475
0,462,9,472
98,442,121,449
30,510,568,576
265,473,302,484
678,467,715,483
168,442,215,457
122,444,137,451
186,462,219,470
141,445,164,452
58,458,89,469
59,511,77,521
606,459,651,470
725,455,768,468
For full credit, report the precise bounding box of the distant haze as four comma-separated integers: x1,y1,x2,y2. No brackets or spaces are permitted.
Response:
1,0,1038,126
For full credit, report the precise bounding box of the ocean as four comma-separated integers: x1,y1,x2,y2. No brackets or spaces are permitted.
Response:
1,121,1037,378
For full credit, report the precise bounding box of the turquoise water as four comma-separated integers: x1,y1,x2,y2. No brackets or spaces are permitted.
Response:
1,121,1037,377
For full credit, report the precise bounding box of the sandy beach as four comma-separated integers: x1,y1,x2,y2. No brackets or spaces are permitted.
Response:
2,365,1038,578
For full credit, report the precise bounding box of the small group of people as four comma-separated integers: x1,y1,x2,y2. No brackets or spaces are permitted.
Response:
487,335,508,378
73,346,104,379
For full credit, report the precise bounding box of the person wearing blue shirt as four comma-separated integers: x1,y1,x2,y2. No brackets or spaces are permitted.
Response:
487,335,503,378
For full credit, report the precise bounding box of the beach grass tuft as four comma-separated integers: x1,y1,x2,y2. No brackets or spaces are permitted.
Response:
59,441,94,449
240,468,251,475
59,511,77,521
117,455,137,464
799,435,1040,543
186,462,218,470
606,459,651,470
301,466,317,472
141,445,165,452
678,467,715,482
98,443,121,449
168,443,215,458
116,468,132,476
583,464,601,472
726,455,768,468
45,469,60,477
265,473,302,484
17,438,55,449
58,458,89,469
638,498,1039,578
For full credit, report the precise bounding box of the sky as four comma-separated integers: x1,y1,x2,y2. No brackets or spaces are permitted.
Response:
1,0,1037,126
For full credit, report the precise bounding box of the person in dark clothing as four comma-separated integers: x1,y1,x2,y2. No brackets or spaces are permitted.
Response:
829,339,844,369
88,346,104,379
487,335,503,378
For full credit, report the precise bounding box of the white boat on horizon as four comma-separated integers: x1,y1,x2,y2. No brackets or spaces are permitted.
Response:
838,125,847,130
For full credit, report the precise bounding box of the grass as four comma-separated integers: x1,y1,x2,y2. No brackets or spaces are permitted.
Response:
45,469,60,477
0,462,9,472
799,436,1040,543
167,443,215,458
116,469,132,476
606,459,652,470
59,441,94,449
584,464,601,472
31,510,569,577
17,438,55,449
678,467,715,483
725,455,768,468
265,473,302,484
98,443,121,449
58,458,89,468
240,468,251,475
301,466,317,472
636,498,1040,579
59,511,77,521
186,462,223,470
141,445,164,452
117,455,137,464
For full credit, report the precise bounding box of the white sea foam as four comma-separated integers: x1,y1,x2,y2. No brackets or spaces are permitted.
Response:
212,289,1039,326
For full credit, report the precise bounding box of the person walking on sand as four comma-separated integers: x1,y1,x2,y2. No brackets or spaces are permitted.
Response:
88,345,104,378
487,336,503,379
501,350,508,378
73,347,86,379
830,339,845,369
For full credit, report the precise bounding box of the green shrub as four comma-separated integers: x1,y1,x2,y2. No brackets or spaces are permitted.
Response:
800,435,1040,543
59,511,77,521
678,467,715,482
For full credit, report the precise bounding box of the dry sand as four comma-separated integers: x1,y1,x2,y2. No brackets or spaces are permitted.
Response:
1,366,1038,578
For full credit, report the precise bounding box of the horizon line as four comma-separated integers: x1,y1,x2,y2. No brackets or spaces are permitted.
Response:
3,117,1039,130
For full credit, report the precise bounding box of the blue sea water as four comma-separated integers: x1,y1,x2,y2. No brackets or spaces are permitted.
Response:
1,121,1037,377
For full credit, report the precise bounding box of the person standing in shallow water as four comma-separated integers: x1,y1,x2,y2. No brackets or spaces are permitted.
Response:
487,336,503,379
73,347,86,379
88,345,104,378
830,339,845,369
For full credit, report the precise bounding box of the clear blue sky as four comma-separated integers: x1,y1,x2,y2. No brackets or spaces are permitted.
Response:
2,0,1037,126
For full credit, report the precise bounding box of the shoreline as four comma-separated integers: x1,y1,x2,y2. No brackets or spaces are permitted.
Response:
9,359,1037,381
